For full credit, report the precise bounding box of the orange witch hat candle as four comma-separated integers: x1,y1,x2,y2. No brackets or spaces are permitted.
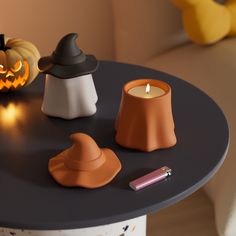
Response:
48,133,121,188
115,79,177,152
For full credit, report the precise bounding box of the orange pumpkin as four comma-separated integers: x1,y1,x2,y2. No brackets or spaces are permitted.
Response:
0,34,40,92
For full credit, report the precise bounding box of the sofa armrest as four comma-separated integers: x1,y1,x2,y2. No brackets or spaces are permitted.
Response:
145,38,236,236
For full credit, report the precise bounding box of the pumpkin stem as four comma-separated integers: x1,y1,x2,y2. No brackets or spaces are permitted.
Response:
0,34,10,51
0,34,5,50
0,34,6,50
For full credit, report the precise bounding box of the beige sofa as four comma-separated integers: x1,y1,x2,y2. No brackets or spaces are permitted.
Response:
2,0,235,235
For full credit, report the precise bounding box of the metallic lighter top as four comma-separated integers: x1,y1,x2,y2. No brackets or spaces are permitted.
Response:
161,166,172,176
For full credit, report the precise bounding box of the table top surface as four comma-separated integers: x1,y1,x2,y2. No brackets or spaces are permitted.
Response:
0,61,229,230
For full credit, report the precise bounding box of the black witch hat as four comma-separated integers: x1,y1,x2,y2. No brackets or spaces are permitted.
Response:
38,33,98,79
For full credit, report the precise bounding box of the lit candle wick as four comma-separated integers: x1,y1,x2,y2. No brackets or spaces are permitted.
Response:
146,83,151,94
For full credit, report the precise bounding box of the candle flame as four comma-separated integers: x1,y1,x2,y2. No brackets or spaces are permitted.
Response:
146,83,151,94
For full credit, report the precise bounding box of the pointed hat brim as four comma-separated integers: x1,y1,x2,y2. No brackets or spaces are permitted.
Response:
48,148,121,188
38,54,98,79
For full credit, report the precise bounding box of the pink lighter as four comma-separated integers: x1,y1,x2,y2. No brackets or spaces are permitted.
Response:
129,166,172,191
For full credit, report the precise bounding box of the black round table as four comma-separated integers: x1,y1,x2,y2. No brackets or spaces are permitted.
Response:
0,61,229,230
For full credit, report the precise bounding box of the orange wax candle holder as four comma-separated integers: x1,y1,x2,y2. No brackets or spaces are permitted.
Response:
115,79,177,152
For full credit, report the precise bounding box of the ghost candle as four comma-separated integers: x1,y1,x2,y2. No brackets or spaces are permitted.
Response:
38,33,99,119
115,79,177,152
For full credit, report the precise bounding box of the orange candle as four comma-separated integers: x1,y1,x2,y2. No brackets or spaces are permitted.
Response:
115,79,177,152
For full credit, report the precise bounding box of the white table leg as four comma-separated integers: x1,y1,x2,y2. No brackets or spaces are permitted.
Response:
0,215,146,236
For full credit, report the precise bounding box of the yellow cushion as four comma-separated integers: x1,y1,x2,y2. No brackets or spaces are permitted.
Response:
172,0,236,44
227,0,236,35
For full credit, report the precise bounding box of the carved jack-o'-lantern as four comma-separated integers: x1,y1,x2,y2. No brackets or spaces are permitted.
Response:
0,34,40,92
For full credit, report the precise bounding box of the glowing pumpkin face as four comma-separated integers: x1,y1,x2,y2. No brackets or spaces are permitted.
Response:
0,60,29,90
0,34,40,92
